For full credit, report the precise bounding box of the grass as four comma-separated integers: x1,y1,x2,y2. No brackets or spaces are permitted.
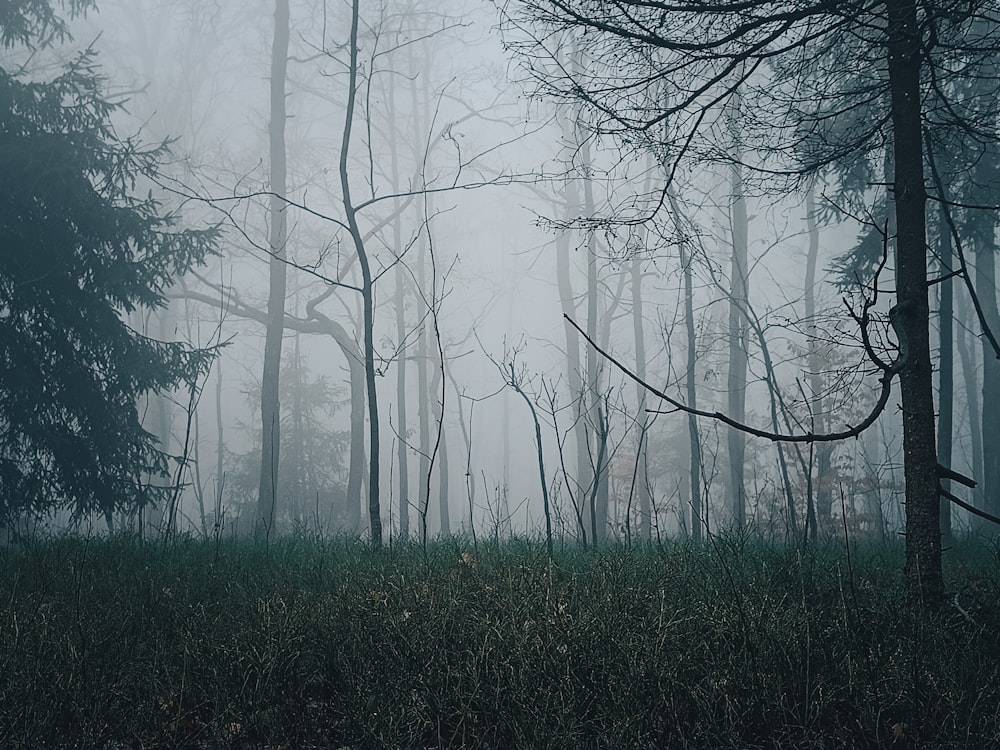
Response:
0,534,998,748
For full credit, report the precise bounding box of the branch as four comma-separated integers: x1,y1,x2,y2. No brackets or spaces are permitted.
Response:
564,313,893,444
940,488,1000,527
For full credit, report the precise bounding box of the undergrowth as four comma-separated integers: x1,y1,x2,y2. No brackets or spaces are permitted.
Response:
0,535,998,748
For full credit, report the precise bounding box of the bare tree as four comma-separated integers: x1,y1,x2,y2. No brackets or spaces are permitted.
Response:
256,0,289,540
725,97,749,530
501,0,1000,603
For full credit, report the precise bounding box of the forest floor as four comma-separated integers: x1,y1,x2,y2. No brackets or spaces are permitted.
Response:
1,534,998,749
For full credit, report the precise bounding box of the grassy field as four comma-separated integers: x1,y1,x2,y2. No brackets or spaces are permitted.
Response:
1,535,998,749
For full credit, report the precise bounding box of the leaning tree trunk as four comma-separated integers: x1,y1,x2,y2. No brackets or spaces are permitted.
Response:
886,0,943,603
256,0,289,539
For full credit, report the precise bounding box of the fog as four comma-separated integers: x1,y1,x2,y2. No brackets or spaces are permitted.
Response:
11,0,987,545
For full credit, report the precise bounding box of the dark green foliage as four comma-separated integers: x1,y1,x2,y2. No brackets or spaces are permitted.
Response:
0,0,94,48
830,217,888,292
0,10,218,524
1,537,998,748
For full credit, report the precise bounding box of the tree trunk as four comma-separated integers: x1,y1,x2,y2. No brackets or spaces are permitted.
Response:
936,203,954,542
556,149,590,540
630,235,651,539
727,111,749,529
387,67,409,539
431,358,450,536
416,244,432,540
970,150,1000,528
215,339,224,531
340,0,382,545
146,308,174,537
886,0,943,602
681,239,704,540
344,351,365,532
394,266,410,538
805,186,833,536
256,0,289,540
957,293,984,514
581,135,608,541
974,217,1000,526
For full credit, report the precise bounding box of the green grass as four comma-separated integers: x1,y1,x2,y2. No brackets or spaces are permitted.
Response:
1,535,998,748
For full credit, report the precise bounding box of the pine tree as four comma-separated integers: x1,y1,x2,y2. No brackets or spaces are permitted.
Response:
0,3,218,527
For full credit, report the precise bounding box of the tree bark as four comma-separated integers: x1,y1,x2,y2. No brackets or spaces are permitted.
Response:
886,0,943,602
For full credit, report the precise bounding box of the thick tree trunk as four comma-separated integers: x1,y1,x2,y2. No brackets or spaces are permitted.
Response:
886,0,943,602
256,0,289,539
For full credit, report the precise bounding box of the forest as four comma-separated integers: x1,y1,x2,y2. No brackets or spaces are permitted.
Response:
2,0,1000,747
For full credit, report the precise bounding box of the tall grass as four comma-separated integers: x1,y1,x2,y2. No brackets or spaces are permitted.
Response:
0,535,998,748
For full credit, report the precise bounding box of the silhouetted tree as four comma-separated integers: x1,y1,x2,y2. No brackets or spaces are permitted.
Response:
502,0,1000,602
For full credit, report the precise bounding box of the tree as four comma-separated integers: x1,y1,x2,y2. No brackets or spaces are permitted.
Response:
256,0,290,539
225,352,350,533
0,3,217,530
502,0,1000,602
725,98,749,530
0,0,93,47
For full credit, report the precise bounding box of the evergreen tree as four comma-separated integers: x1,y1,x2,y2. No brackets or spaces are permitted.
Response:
0,2,218,527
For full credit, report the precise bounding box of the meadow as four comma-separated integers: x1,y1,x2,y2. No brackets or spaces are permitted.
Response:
1,535,998,748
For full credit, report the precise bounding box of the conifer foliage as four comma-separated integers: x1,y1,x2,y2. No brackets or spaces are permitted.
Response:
0,1,218,525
